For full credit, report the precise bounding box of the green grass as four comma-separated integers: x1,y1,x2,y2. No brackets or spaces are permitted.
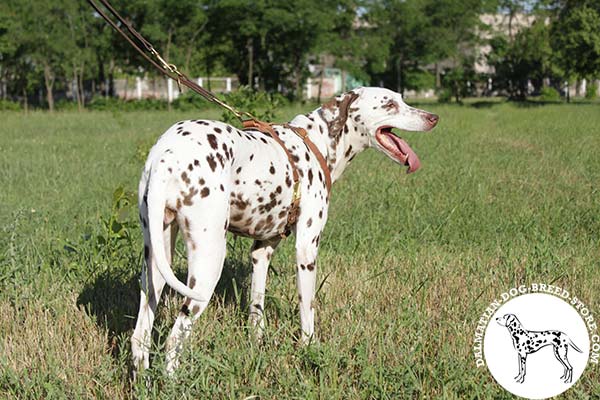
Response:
1,101,599,398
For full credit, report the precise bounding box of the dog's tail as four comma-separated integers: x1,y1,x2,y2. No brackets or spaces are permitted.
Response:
146,156,206,302
568,337,583,353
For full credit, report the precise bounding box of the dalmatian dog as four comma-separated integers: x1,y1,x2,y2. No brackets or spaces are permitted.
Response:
496,314,583,383
131,86,439,374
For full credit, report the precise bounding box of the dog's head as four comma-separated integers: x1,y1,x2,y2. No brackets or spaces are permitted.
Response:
496,313,520,328
319,87,438,173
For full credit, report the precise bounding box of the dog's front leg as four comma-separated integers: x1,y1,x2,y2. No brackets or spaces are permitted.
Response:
514,354,522,380
295,220,325,344
518,353,527,383
248,238,280,340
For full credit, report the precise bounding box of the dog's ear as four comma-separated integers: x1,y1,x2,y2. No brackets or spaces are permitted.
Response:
319,91,360,138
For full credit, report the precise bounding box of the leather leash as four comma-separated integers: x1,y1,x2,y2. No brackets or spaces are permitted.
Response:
88,0,253,120
88,0,332,236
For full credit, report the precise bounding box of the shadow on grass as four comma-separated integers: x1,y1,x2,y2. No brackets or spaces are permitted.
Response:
468,100,504,108
77,268,140,349
76,248,252,357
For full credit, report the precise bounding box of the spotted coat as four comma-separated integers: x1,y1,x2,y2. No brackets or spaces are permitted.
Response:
131,87,439,375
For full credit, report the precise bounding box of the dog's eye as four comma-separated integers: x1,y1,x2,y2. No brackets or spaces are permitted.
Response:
382,99,399,112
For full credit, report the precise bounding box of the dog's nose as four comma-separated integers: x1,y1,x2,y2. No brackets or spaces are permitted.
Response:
427,114,439,126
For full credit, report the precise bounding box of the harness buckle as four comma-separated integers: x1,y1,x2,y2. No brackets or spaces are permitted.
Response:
292,180,301,201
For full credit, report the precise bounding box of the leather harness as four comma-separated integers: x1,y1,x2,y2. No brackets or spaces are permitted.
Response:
242,119,332,237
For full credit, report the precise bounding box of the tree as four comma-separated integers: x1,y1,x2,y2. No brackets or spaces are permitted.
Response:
365,0,430,92
487,19,555,99
63,0,97,110
204,0,332,96
366,0,487,100
551,3,600,88
3,0,72,111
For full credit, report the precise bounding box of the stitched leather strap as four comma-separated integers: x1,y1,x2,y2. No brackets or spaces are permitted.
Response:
242,120,301,236
242,120,332,237
285,125,332,194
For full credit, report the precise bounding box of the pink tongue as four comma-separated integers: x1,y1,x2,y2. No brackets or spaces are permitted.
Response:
390,134,421,174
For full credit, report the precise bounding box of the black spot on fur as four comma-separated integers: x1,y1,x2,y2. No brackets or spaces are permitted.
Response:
222,143,229,158
216,153,225,168
206,154,217,171
181,171,191,185
345,145,353,159
207,134,218,150
201,187,210,198
181,187,199,206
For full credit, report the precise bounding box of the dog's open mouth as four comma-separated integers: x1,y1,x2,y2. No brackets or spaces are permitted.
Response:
375,126,421,173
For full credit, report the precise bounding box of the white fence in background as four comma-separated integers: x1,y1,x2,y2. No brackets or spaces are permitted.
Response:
105,75,600,102
114,77,239,102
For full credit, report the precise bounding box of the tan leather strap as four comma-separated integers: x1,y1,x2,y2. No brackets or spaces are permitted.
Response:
285,125,332,194
242,119,301,236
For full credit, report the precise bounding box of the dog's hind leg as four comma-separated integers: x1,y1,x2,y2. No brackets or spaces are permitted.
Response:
131,211,178,377
248,238,280,340
553,346,569,380
556,346,573,383
164,196,229,374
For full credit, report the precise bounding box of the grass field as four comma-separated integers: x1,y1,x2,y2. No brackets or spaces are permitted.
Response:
1,100,599,399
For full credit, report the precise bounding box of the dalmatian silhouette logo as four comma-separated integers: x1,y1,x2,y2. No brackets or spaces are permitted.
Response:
496,313,583,384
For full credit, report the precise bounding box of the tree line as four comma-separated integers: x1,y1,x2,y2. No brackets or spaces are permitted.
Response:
0,0,599,110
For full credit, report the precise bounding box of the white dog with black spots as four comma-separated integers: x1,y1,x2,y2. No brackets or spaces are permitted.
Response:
131,87,439,374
